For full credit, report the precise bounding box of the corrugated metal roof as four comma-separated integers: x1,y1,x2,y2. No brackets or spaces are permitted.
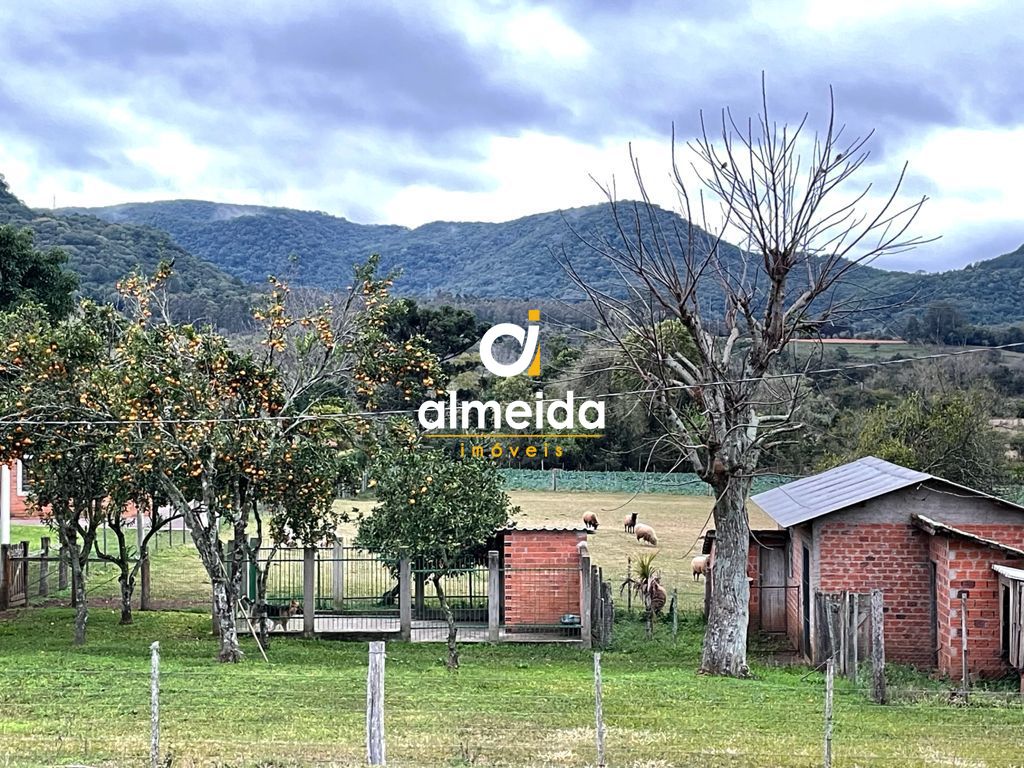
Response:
751,456,930,527
993,564,1024,581
912,513,1024,558
499,524,590,533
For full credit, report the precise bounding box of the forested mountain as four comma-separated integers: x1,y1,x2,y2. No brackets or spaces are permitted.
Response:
1,180,257,330
61,198,1024,328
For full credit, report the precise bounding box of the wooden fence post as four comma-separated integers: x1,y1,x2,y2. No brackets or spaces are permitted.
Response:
579,556,592,650
0,543,9,610
823,656,834,768
399,557,412,642
366,641,386,766
870,588,887,704
850,594,860,684
594,652,606,768
601,580,613,645
58,546,68,591
487,550,500,643
960,591,970,703
38,537,50,597
333,537,344,610
303,546,316,637
150,641,160,768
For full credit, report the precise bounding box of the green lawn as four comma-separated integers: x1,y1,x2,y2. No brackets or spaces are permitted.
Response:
0,609,1022,767
4,496,1023,767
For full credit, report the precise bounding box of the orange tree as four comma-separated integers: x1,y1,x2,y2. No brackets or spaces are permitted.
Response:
112,258,442,661
0,301,123,644
355,433,516,670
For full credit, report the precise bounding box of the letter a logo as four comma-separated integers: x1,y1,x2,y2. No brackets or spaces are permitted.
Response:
479,309,541,378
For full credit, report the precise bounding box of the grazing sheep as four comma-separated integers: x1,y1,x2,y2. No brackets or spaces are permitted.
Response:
576,540,590,558
634,523,658,546
623,511,638,533
582,512,600,531
691,555,710,581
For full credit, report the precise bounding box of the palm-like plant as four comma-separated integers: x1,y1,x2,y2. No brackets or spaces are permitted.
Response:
620,552,668,637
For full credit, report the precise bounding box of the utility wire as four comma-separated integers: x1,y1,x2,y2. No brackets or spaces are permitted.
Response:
2,341,1022,427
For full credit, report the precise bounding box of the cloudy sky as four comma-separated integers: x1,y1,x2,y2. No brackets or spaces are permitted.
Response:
1,0,1022,271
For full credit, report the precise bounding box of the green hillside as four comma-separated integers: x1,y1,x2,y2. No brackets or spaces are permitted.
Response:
1,181,257,330
51,196,1024,328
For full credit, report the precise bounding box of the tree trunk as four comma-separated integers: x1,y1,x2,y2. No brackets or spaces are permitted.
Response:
700,473,752,677
432,574,459,670
212,577,243,662
118,567,134,625
67,540,88,646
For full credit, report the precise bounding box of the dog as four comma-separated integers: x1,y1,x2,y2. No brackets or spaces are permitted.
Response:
261,599,301,631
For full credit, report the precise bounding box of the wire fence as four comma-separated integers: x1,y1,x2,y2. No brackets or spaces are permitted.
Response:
497,469,1024,505
499,469,799,495
1,644,1021,768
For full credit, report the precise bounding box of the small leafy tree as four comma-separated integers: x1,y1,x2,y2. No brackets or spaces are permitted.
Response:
0,224,78,320
356,440,516,669
0,302,119,644
837,389,1005,491
111,258,441,661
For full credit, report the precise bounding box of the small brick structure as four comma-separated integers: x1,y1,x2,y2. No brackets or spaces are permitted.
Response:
499,526,587,630
1,460,32,520
709,457,1024,680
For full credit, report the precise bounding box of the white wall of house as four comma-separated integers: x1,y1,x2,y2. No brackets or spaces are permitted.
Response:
1,463,10,546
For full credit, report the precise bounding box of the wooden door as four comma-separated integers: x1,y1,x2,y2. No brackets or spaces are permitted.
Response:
801,545,811,656
759,546,787,633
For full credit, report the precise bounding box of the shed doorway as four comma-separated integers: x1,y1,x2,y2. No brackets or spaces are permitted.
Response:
758,546,787,633
801,544,811,656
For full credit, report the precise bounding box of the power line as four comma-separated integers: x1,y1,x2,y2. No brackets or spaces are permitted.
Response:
1,341,1022,427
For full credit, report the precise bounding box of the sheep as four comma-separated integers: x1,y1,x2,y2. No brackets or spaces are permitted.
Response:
691,554,710,581
582,511,600,531
623,511,638,533
634,523,658,546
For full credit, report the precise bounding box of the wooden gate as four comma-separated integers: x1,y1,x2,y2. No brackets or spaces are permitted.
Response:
815,591,872,677
0,542,29,609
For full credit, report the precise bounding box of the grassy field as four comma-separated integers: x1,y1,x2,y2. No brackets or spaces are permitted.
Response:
1,608,1022,767
3,492,1022,767
9,490,762,612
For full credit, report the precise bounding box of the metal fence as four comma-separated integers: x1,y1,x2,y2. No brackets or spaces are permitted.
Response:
241,544,602,646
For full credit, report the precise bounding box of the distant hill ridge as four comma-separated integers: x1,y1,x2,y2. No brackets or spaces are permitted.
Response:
0,180,256,330
56,198,1024,328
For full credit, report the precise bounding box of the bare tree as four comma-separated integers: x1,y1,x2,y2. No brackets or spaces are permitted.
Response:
563,83,928,676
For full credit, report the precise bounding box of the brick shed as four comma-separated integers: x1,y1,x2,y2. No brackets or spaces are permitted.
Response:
498,525,588,631
1,460,31,521
716,457,1024,680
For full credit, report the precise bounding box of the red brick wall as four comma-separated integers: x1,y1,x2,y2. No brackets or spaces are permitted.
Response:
934,527,1024,678
503,530,584,628
4,461,33,519
787,529,808,654
930,536,954,675
817,521,935,667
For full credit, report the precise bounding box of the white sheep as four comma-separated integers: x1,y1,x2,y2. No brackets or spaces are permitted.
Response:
691,554,710,581
634,523,658,546
623,511,637,533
